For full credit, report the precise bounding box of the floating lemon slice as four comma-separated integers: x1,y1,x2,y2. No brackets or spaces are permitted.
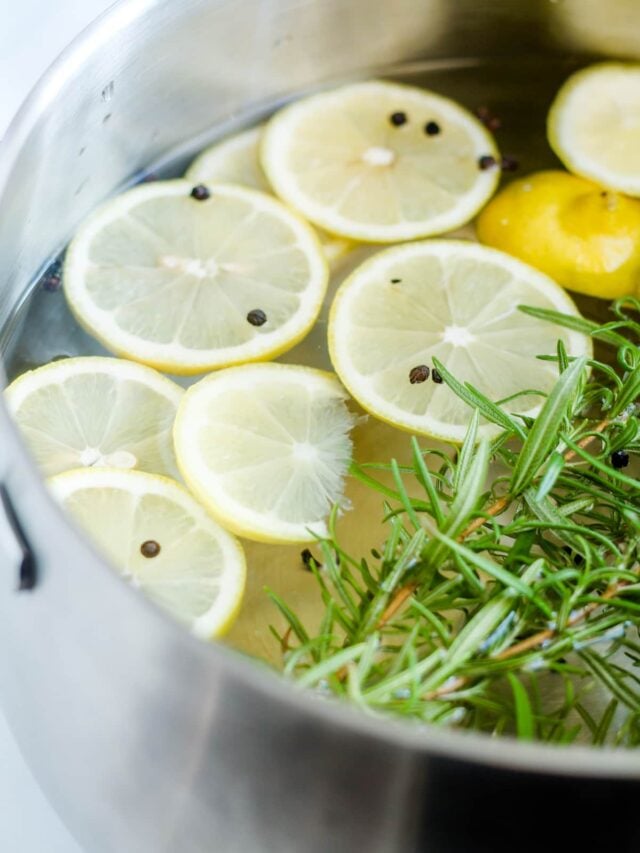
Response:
548,63,640,197
64,180,328,375
186,126,353,264
5,356,182,477
174,363,355,543
187,127,275,196
328,241,591,442
49,468,246,639
261,80,500,243
477,170,640,299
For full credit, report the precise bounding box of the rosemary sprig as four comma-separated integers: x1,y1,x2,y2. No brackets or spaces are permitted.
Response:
268,298,640,746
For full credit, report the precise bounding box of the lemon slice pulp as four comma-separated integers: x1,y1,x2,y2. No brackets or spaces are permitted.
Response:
329,240,592,442
5,356,182,478
64,180,328,375
186,126,352,265
174,363,355,543
261,80,500,243
548,63,640,197
49,468,246,638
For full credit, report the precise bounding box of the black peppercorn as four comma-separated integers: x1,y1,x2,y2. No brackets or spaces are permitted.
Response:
424,120,440,136
141,540,161,558
478,155,497,171
476,106,502,132
432,368,443,384
500,155,519,172
611,449,630,469
409,365,430,384
389,111,408,127
190,184,211,201
41,260,62,292
42,274,61,292
301,548,316,570
247,309,267,327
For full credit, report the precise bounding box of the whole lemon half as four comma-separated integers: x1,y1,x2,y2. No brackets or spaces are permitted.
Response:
476,170,640,299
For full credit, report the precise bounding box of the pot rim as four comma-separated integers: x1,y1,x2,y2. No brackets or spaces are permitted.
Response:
1,0,639,780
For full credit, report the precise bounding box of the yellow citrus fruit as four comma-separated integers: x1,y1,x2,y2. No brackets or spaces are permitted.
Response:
548,63,640,197
5,356,182,478
328,240,591,443
477,170,640,299
174,363,355,543
261,80,500,243
49,468,246,639
63,180,328,375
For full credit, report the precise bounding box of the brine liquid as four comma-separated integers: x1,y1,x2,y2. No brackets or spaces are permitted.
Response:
0,57,607,664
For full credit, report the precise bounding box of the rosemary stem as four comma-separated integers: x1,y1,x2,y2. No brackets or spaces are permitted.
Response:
376,496,511,629
424,565,639,701
563,418,609,462
377,581,419,627
496,569,637,661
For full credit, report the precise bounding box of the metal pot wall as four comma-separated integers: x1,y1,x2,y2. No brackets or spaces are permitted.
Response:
1,1,640,851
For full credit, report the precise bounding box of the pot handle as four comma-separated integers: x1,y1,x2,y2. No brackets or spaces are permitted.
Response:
0,485,36,590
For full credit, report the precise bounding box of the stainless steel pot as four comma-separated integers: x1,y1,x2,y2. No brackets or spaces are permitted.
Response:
1,1,640,851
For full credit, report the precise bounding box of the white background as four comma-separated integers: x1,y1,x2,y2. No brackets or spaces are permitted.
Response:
0,3,113,849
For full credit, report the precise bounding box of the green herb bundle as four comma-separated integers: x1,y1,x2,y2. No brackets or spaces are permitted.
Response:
269,299,640,746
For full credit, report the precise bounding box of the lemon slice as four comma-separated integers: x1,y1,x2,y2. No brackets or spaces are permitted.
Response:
186,126,352,264
548,63,640,197
261,80,500,243
187,126,273,194
49,468,246,638
174,363,355,543
64,180,328,375
328,240,592,442
5,356,182,477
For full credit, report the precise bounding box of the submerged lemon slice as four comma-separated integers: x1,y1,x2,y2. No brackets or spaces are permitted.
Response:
186,126,353,265
329,241,591,442
49,468,246,639
174,363,355,543
64,180,328,375
5,356,182,478
477,170,640,299
187,126,272,193
548,63,640,197
261,80,500,243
